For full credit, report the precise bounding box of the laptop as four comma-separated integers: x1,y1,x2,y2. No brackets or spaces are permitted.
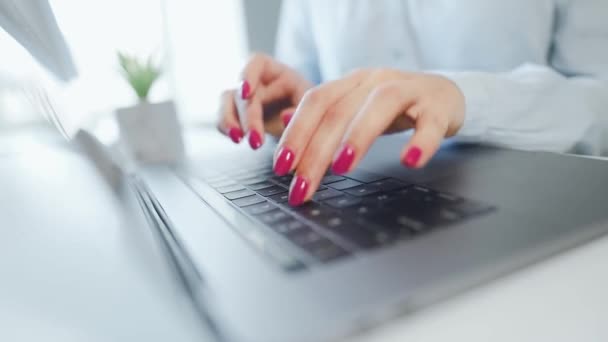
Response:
136,132,608,342
19,4,607,340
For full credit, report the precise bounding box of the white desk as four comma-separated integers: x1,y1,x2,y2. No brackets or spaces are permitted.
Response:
1,128,607,342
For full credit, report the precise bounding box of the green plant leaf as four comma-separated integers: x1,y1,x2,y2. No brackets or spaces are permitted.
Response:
117,51,162,101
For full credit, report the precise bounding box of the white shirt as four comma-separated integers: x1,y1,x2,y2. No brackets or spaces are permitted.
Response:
275,0,608,154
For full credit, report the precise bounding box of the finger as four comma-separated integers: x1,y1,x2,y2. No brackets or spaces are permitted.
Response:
290,86,371,204
240,53,285,100
279,107,297,128
277,81,363,205
275,71,365,165
330,80,419,174
244,94,265,150
263,106,297,138
270,73,360,184
400,111,448,168
217,89,244,143
262,70,310,105
238,54,286,149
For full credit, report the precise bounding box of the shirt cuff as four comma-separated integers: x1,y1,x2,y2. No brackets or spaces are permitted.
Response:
433,71,491,141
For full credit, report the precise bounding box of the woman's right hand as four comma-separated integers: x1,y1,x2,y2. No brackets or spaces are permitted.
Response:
217,53,313,149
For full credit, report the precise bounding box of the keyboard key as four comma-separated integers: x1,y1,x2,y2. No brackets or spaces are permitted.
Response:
271,219,307,235
302,239,350,263
202,175,228,184
344,170,386,183
365,212,426,236
394,215,428,233
347,203,381,216
397,186,436,203
369,178,410,192
257,185,288,197
385,201,445,226
242,229,305,272
286,228,325,246
293,202,335,220
247,181,275,191
313,188,343,202
257,209,292,225
343,184,381,197
324,195,362,209
437,208,462,222
436,191,464,204
363,191,402,204
448,200,494,217
327,179,363,190
271,175,294,186
209,179,237,188
319,217,380,249
232,195,266,207
224,189,256,200
321,175,345,185
215,183,246,194
262,240,306,272
268,192,290,203
242,201,276,215
239,176,270,185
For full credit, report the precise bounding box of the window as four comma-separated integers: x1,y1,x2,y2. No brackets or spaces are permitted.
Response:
0,0,247,130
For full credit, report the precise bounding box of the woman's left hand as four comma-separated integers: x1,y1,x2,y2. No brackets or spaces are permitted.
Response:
273,68,466,206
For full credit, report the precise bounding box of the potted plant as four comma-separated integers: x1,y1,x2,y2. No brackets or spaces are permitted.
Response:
115,52,184,164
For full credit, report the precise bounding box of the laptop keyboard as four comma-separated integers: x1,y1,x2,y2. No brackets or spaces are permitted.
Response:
184,160,494,271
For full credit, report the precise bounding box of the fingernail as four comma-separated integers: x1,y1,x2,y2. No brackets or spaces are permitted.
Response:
331,144,356,175
282,112,294,127
228,127,243,143
249,130,262,150
289,176,308,206
403,146,422,168
240,80,251,100
274,147,295,176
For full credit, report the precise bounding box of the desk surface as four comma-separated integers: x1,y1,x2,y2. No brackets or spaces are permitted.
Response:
1,128,608,342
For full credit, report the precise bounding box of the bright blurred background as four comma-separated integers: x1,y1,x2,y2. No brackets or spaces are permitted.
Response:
0,0,281,131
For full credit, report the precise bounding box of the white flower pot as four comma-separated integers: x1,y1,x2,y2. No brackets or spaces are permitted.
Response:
115,100,184,164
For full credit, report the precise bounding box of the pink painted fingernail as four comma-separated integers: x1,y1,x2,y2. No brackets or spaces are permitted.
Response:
403,146,422,168
289,176,309,207
331,144,356,175
228,127,243,143
274,146,295,176
282,112,294,127
248,130,263,150
240,80,251,100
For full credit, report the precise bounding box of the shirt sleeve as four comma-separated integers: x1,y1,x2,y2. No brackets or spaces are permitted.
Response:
439,0,608,155
274,0,322,85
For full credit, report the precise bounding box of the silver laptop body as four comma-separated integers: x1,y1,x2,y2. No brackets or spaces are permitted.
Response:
140,134,608,342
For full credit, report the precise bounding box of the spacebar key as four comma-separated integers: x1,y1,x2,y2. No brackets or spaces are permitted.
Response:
232,195,265,207
243,229,306,272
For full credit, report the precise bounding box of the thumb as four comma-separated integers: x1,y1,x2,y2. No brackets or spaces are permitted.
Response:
279,107,297,128
264,106,298,138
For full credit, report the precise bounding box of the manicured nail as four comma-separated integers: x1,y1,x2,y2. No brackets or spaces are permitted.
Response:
282,112,294,127
403,146,422,168
274,147,295,176
249,130,262,150
331,144,356,175
289,176,308,206
228,127,243,143
240,80,251,100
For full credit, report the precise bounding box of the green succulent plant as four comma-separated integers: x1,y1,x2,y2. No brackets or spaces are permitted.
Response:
118,52,161,102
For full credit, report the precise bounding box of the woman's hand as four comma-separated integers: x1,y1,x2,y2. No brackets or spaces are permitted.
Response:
274,68,466,206
217,53,313,148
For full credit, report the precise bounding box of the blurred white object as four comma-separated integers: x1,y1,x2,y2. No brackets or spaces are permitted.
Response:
0,0,77,81
115,100,184,164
